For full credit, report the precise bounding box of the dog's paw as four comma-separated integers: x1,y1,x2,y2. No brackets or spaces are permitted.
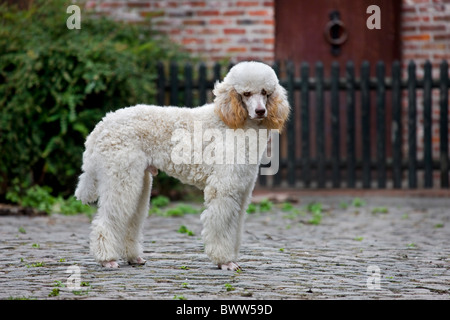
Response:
128,257,147,265
101,260,120,268
218,262,242,271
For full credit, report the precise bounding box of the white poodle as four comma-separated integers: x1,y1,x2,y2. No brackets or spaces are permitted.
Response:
75,61,290,270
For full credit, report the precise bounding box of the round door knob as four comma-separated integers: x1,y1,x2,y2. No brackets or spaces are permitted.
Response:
324,19,348,45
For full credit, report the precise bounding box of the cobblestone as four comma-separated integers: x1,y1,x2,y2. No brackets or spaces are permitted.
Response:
0,195,449,300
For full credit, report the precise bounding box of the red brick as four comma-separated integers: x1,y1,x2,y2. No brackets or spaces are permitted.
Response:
402,6,416,14
402,25,417,33
224,10,245,16
209,19,228,25
434,15,450,22
140,11,165,18
227,47,247,53
100,2,123,9
224,28,246,35
212,38,230,44
433,53,450,60
199,28,219,35
169,29,182,35
251,28,273,34
182,38,205,45
197,10,220,16
402,34,431,41
251,46,274,52
403,16,420,23
127,2,150,8
403,53,430,60
183,20,206,26
434,34,450,41
166,2,179,8
248,10,270,16
421,42,446,49
236,1,259,6
188,1,206,7
419,25,446,32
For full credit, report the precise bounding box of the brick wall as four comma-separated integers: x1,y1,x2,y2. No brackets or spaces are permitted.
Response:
401,0,450,166
401,0,450,75
86,1,449,67
86,0,275,62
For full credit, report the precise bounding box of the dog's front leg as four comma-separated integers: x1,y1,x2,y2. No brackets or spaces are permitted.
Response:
200,186,245,271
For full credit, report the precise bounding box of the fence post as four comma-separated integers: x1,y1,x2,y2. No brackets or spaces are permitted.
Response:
198,63,207,106
440,60,449,188
170,61,179,106
361,61,371,188
287,61,296,186
331,61,340,188
300,62,311,187
392,60,403,188
184,63,193,108
376,61,386,188
316,62,326,188
407,61,417,188
423,61,433,188
213,62,221,83
157,62,165,106
346,61,356,188
271,62,282,186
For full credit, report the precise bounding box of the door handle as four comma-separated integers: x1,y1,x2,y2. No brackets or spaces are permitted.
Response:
324,10,348,56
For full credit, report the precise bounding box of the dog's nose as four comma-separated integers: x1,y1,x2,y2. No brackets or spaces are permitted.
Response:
255,108,266,116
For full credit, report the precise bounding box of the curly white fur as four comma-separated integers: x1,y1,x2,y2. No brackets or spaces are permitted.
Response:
75,61,290,270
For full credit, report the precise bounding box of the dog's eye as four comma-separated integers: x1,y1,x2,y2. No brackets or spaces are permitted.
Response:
243,92,251,97
261,89,267,95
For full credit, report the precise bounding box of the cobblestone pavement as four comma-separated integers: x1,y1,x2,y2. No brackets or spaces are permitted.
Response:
1,195,449,300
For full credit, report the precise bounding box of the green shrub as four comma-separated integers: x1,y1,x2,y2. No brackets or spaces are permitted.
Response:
6,182,95,216
0,0,189,199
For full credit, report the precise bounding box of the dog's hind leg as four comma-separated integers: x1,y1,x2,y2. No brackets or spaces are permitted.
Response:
125,170,153,265
90,206,124,268
90,163,148,268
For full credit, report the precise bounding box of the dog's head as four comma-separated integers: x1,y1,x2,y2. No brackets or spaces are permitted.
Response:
213,61,290,130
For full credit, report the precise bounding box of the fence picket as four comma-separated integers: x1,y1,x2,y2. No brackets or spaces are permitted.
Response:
287,61,296,186
423,61,432,188
300,62,311,187
316,62,326,188
272,62,282,186
346,61,356,188
440,60,449,188
169,61,179,106
157,62,165,106
408,61,417,188
361,61,371,188
198,63,207,106
376,61,386,188
184,63,193,108
331,62,340,188
392,61,402,188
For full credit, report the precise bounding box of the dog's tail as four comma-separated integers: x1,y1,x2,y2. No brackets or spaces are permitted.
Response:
75,170,98,204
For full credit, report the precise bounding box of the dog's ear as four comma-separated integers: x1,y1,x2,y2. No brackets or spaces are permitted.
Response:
262,84,291,131
213,82,247,129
